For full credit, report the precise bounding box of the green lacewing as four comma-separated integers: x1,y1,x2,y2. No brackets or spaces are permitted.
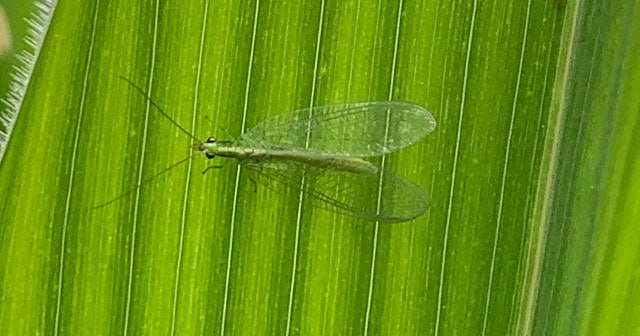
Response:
107,77,436,222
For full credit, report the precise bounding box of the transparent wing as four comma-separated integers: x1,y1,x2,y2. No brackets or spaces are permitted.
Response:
242,160,429,222
240,101,436,157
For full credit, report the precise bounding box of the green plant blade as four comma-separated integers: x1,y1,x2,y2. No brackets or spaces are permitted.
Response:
0,0,638,335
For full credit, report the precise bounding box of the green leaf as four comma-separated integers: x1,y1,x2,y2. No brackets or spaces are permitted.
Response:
1,0,638,334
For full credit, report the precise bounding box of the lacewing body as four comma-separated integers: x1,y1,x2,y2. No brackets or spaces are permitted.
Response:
198,101,436,222
117,77,436,222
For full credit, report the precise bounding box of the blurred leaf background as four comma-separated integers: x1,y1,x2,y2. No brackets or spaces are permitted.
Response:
0,0,638,335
